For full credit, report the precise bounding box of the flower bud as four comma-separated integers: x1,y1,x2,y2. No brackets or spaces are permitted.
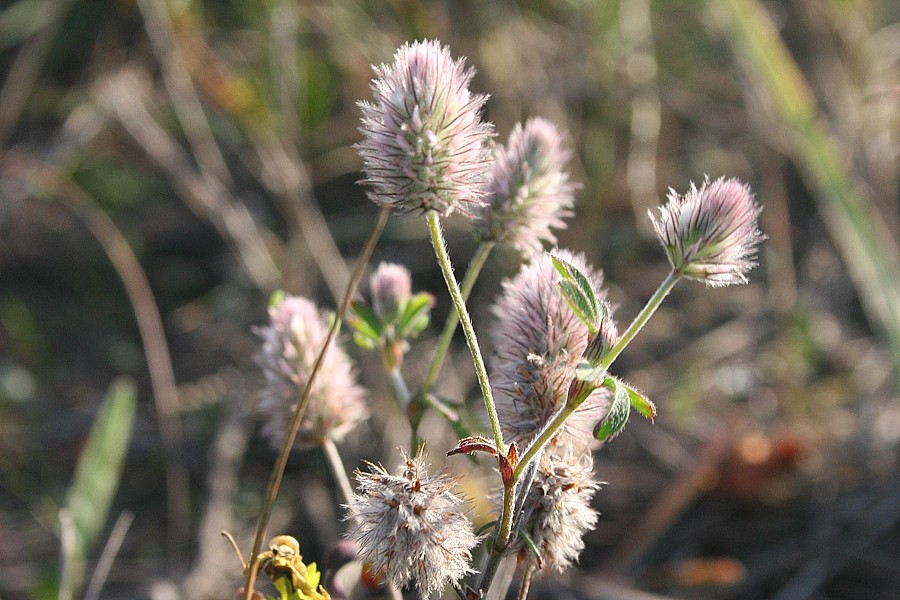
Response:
370,262,412,324
649,177,764,286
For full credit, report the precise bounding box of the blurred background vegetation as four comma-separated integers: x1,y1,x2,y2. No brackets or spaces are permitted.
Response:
1,1,898,599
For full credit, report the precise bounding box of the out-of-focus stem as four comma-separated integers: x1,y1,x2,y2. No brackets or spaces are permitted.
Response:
243,206,390,600
422,240,495,394
425,212,505,454
517,563,536,600
321,438,353,506
716,0,900,383
5,155,190,553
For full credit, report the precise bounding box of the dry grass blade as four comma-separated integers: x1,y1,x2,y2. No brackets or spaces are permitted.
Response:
92,69,282,292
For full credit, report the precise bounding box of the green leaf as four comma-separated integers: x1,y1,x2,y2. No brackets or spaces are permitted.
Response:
602,375,656,422
593,378,631,441
396,292,434,338
623,383,656,422
352,331,377,350
551,254,600,334
348,303,382,343
269,289,286,309
59,378,137,598
518,528,544,570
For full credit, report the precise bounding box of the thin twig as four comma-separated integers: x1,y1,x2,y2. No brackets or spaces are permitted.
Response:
243,205,390,600
83,511,134,600
136,0,233,185
516,563,536,600
250,133,351,304
321,438,354,507
182,405,253,598
0,0,76,146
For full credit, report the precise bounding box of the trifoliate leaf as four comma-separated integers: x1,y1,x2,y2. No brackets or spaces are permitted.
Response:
396,292,434,338
551,254,600,334
348,303,382,344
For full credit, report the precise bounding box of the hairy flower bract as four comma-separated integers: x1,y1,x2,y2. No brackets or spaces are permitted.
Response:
519,451,600,573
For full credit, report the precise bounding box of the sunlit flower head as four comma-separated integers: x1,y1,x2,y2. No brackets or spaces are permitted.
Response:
255,295,367,447
345,449,477,599
490,250,615,448
480,117,576,255
649,177,764,286
357,40,494,216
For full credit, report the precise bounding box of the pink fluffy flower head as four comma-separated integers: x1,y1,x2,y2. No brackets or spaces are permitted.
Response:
490,251,615,448
357,40,494,217
255,295,367,448
649,177,764,287
518,451,600,573
480,117,576,255
345,449,477,599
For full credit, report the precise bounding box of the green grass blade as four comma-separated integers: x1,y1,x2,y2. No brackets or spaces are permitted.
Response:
715,0,900,385
59,378,137,599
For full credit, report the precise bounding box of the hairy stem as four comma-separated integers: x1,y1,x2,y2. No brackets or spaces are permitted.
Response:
426,212,505,454
243,206,390,600
422,241,495,394
599,269,679,370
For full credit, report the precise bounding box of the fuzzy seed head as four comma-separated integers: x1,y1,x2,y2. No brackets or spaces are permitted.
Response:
519,451,600,573
480,118,576,255
255,295,367,447
370,262,412,323
649,177,764,286
357,40,494,216
345,449,477,599
490,251,615,448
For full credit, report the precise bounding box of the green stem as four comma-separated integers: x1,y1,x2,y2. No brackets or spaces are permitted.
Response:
426,212,505,454
422,241,495,394
386,367,421,453
511,405,577,481
321,437,354,506
243,206,390,600
387,367,412,407
599,269,679,370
